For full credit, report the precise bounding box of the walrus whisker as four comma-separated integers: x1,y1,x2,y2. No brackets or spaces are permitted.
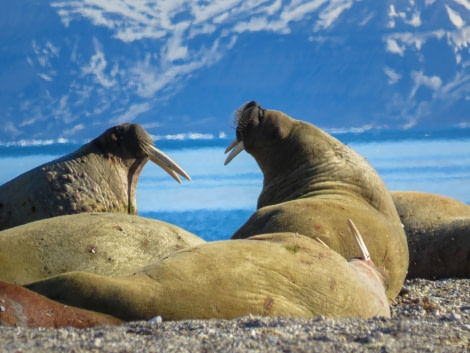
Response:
347,219,371,262
224,140,245,166
233,102,259,131
145,144,191,183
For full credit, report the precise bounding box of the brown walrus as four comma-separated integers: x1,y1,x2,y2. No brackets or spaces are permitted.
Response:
224,101,408,302
391,191,470,279
0,281,123,328
0,123,190,230
0,212,205,285
25,220,390,321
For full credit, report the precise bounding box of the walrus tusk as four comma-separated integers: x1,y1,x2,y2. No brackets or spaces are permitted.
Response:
147,145,191,184
315,237,330,249
347,219,371,262
224,139,245,165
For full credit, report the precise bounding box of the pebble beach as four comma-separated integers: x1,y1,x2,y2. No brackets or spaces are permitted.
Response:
1,278,469,352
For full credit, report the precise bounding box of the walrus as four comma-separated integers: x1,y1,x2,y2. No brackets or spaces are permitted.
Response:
0,212,204,285
0,123,190,230
224,101,408,302
25,220,390,321
0,281,123,328
391,191,470,279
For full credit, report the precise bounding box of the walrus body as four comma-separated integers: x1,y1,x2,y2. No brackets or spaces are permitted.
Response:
392,191,470,279
0,213,204,285
0,281,123,328
225,101,408,302
0,123,190,230
26,231,390,321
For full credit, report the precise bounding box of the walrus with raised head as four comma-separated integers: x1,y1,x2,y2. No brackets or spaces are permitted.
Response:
0,123,190,230
0,212,204,285
22,220,390,322
392,191,470,279
224,101,408,302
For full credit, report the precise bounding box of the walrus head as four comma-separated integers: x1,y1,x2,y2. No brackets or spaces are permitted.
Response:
90,123,191,214
94,123,191,184
224,101,292,165
225,100,341,207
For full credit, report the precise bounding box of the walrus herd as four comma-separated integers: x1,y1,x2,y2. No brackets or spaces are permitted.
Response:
0,102,468,328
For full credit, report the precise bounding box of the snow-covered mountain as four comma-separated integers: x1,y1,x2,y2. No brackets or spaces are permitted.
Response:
1,0,470,143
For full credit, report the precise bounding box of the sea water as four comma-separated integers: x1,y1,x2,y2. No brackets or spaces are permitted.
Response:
0,129,469,241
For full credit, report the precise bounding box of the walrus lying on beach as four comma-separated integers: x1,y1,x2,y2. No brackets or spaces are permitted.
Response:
224,101,408,302
0,213,204,285
392,191,470,279
0,123,190,231
0,281,123,328
19,220,390,324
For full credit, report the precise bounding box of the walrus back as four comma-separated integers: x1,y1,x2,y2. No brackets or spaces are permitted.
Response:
26,232,390,321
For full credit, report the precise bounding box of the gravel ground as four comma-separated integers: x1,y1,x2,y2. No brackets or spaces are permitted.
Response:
1,278,469,352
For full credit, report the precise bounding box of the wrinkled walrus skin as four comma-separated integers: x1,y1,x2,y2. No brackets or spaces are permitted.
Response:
26,232,390,321
0,281,123,328
392,191,470,279
0,123,190,231
0,213,204,285
224,101,408,302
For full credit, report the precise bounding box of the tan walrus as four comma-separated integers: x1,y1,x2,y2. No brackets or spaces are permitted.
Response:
0,281,123,328
0,213,204,285
224,101,408,302
0,123,190,230
24,220,390,321
392,191,470,279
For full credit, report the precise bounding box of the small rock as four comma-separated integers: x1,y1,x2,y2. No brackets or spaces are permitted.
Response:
148,316,163,324
267,335,279,345
93,338,102,347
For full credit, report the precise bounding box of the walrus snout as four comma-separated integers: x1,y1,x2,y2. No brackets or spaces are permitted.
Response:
96,123,191,183
234,100,262,133
224,101,263,165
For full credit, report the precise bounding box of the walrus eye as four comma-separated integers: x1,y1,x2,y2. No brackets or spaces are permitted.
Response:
114,131,123,147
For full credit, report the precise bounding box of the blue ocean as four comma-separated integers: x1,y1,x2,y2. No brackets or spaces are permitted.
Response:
0,128,469,242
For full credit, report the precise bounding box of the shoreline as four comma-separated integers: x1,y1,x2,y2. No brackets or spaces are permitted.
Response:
1,278,469,352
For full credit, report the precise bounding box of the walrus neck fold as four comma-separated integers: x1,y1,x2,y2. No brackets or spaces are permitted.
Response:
254,122,401,224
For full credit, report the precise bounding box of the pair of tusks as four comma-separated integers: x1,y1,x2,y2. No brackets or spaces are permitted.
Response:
145,144,191,184
224,139,245,165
